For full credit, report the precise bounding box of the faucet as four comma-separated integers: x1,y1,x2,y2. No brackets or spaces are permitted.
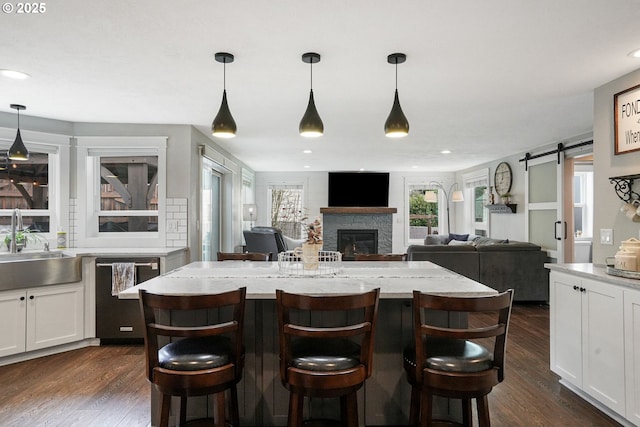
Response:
10,208,22,254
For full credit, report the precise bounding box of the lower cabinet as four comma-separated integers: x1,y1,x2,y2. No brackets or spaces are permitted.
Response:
625,289,640,425
549,271,630,423
0,283,84,358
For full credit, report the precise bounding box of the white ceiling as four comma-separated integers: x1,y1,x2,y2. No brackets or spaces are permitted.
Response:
1,0,640,172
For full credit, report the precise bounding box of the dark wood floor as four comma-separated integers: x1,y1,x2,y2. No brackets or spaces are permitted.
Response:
0,305,623,426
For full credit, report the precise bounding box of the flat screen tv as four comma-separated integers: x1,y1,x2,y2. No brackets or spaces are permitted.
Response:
328,172,389,207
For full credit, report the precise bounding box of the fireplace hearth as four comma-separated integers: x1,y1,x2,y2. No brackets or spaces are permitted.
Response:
337,229,378,260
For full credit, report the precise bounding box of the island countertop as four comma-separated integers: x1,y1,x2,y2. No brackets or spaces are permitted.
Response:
119,260,497,299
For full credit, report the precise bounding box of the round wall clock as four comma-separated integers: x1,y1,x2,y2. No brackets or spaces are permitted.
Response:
494,162,512,196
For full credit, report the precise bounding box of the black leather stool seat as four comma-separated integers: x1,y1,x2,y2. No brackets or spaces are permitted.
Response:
404,337,492,373
159,336,231,371
291,338,361,372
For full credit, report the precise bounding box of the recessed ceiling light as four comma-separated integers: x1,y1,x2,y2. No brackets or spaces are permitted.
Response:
440,150,451,154
412,165,418,169
304,165,311,168
628,48,640,58
0,69,30,79
359,168,365,171
303,150,312,154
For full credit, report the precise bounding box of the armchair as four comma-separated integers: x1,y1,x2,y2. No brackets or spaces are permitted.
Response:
243,227,287,258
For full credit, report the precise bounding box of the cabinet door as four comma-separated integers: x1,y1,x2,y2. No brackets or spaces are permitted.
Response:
26,283,84,351
0,290,26,357
625,288,640,425
581,278,625,416
549,271,582,386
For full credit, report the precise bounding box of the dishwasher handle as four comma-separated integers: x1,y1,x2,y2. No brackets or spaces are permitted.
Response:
96,262,158,270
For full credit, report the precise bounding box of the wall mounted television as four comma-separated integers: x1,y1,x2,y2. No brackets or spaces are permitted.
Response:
328,172,390,207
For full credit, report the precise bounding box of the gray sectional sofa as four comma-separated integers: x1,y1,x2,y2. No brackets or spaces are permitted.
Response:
407,234,549,302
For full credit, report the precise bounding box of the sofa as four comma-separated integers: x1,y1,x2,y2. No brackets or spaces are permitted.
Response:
407,234,549,302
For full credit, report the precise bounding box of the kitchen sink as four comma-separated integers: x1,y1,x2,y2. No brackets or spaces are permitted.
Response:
0,251,82,291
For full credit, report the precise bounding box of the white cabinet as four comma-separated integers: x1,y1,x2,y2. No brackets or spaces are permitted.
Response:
625,289,640,425
550,271,626,417
0,290,27,357
0,283,84,358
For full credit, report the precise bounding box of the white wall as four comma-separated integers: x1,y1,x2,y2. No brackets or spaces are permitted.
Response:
456,153,526,241
593,67,640,264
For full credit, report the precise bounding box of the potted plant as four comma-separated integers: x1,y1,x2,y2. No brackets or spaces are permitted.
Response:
4,230,28,251
500,193,512,204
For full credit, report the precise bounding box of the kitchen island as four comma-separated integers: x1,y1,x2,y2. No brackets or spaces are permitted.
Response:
121,260,497,426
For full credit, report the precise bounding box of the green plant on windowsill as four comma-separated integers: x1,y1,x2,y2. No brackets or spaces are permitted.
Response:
4,230,29,252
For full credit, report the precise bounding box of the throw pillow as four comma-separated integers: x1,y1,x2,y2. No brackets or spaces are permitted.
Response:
472,236,494,247
449,233,469,242
425,235,448,245
448,239,472,246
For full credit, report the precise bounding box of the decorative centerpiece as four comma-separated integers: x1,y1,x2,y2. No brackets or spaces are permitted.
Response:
297,217,323,270
278,217,342,276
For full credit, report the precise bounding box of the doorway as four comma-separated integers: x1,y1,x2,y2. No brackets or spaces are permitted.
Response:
564,155,594,263
201,158,222,261
525,144,593,264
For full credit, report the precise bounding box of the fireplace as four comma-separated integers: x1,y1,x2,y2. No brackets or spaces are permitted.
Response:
337,229,378,260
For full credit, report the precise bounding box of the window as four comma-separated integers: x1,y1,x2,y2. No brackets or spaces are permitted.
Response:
76,137,166,247
268,184,305,239
98,156,158,232
0,152,50,231
573,169,593,238
463,168,489,237
0,129,69,244
407,183,439,243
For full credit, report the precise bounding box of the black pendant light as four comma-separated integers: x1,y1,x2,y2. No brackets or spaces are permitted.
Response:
211,52,237,139
299,52,324,138
384,53,409,138
9,104,29,160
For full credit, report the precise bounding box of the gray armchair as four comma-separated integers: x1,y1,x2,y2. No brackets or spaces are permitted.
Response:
243,227,287,258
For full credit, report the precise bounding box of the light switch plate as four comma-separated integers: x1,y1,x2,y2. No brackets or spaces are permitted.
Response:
167,219,179,233
600,228,613,245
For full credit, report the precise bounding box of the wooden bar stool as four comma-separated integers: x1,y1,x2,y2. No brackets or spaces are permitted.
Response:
217,251,272,261
276,288,380,427
139,287,246,427
404,289,513,427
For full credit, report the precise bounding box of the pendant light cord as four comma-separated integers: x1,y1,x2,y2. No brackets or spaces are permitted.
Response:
310,60,313,90
223,59,227,91
395,59,398,90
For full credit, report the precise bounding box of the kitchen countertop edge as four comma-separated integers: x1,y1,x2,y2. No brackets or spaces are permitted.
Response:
545,262,640,291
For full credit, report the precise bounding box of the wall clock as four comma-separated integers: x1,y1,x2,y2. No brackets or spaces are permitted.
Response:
494,162,512,197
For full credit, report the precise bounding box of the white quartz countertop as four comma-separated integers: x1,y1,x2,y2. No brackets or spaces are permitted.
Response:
62,247,188,257
119,261,497,300
546,263,640,291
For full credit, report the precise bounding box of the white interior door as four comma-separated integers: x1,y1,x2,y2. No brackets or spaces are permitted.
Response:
525,153,565,263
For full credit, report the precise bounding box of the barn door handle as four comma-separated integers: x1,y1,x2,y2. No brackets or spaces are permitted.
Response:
554,221,567,241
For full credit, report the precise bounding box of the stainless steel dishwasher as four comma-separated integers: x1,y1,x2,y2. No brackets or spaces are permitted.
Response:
95,257,160,344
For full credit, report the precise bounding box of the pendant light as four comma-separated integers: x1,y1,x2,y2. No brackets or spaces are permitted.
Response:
384,53,409,138
299,52,324,138
211,52,237,138
9,104,28,160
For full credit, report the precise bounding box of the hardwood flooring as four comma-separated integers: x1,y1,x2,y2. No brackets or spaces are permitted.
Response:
0,304,624,426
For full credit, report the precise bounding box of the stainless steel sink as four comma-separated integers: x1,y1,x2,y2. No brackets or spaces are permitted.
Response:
0,252,82,291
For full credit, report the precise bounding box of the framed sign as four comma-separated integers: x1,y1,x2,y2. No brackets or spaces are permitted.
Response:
614,83,640,155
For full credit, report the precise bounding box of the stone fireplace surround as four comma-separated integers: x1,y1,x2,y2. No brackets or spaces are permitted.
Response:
320,207,397,255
